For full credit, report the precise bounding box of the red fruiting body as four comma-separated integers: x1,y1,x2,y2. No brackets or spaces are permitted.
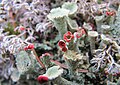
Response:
113,73,117,76
62,46,68,52
24,47,28,51
37,75,49,84
58,40,68,52
89,23,95,31
106,11,115,16
27,44,34,49
81,29,86,35
75,29,86,38
117,72,120,75
20,27,25,31
76,32,82,38
63,31,74,42
24,44,34,50
58,40,66,48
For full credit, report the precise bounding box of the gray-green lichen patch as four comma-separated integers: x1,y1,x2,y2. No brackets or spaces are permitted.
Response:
16,51,32,73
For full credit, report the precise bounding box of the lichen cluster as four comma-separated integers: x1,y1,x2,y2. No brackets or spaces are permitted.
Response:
0,0,120,85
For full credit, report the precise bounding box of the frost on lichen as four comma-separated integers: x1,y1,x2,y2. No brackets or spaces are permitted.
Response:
16,51,32,73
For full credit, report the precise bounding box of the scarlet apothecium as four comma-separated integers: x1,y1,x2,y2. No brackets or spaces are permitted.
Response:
75,28,86,38
58,40,68,52
58,40,66,48
63,31,74,42
37,75,49,84
24,44,34,50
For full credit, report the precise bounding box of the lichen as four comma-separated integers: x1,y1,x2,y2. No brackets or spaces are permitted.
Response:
16,51,32,73
111,5,120,38
62,2,78,15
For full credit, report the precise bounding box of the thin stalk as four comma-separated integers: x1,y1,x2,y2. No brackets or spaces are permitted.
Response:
32,49,46,70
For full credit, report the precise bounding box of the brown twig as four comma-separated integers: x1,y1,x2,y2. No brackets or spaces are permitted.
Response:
50,59,89,73
32,49,46,70
50,59,68,69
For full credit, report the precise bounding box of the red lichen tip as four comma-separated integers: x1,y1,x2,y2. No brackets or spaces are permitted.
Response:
58,40,68,52
27,44,34,49
75,32,82,38
37,75,49,84
62,46,68,52
58,40,66,48
24,44,34,50
19,27,25,31
63,31,74,42
106,11,116,16
75,29,86,38
24,46,28,51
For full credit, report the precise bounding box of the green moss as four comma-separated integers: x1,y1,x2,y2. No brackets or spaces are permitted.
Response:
4,23,19,35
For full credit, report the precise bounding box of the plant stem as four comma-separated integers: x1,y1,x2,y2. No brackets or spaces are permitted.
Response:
32,49,46,70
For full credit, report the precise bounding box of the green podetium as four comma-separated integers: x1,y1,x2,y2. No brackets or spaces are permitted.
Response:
47,2,78,38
